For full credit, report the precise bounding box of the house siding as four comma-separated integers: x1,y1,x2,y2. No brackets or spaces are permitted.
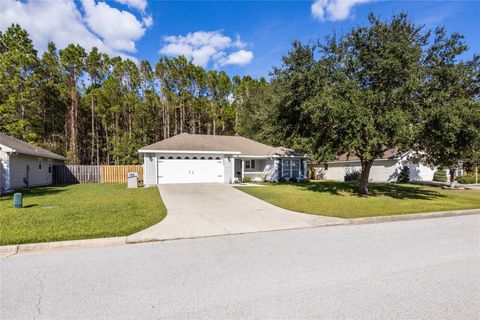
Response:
223,156,233,184
324,160,435,182
264,158,279,182
143,153,157,185
8,154,53,188
0,151,8,192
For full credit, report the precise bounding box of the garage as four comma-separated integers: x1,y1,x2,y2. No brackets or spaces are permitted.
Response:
139,133,308,185
157,157,224,184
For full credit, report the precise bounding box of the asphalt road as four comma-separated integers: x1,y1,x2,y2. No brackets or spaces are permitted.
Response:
1,215,479,319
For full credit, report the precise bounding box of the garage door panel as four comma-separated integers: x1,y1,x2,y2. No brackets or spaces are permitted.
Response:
158,159,224,184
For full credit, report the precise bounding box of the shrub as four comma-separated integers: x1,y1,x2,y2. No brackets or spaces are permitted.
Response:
289,177,298,183
433,170,448,182
278,177,286,183
397,166,410,183
456,175,477,184
242,176,252,183
344,170,361,182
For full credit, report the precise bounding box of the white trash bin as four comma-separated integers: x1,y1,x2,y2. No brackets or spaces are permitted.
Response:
127,172,138,188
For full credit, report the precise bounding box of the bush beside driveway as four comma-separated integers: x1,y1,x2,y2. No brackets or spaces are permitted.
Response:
236,181,480,219
0,184,167,245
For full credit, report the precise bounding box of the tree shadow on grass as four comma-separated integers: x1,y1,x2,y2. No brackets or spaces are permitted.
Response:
292,181,446,200
0,185,69,200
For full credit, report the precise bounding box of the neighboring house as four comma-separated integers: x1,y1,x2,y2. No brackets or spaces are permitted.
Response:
0,133,66,193
320,149,436,182
138,133,308,184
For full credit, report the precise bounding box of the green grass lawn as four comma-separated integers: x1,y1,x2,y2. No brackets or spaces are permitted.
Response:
0,184,167,245
236,181,480,219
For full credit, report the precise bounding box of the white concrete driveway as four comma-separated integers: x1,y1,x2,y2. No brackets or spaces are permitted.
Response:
127,184,347,242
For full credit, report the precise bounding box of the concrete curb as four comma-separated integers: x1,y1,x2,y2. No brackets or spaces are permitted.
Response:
2,209,479,257
1,237,126,258
348,208,480,225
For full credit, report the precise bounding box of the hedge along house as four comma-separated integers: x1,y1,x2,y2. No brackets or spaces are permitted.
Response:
320,148,436,182
139,133,309,185
0,133,66,193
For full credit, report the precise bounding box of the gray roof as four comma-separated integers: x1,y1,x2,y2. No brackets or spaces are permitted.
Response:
139,133,305,157
0,132,66,161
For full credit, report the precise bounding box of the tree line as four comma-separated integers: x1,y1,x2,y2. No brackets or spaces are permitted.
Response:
0,24,274,165
1,13,479,194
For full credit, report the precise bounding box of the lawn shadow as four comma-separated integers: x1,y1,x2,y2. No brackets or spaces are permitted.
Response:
23,204,38,208
0,185,70,199
293,181,446,200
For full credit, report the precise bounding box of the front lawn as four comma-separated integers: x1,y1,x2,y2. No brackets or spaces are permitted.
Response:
0,184,167,245
236,181,480,219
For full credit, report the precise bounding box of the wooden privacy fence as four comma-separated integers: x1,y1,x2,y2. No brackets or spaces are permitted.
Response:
53,165,143,184
101,165,143,183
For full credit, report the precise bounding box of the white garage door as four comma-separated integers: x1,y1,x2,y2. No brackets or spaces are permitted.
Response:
157,159,224,184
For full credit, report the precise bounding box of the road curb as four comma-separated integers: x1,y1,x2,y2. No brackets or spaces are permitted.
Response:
1,237,126,257
2,209,479,257
348,208,480,225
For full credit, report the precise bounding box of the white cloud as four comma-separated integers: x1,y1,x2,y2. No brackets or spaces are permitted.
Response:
114,0,147,12
0,0,152,59
159,31,254,67
219,50,253,66
81,0,146,53
311,0,371,21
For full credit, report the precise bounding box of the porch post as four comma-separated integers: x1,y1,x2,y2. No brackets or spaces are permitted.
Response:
231,156,235,184
241,159,245,181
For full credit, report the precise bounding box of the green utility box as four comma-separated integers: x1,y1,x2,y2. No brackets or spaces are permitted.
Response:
13,193,22,208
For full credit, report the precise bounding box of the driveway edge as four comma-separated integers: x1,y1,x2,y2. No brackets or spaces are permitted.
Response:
348,208,480,225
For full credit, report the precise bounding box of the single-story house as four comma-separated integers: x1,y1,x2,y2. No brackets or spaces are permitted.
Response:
0,133,66,193
139,133,308,184
320,149,436,182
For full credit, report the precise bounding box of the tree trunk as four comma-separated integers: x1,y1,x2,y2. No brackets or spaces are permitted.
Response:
90,95,95,165
359,160,373,195
449,168,455,189
69,88,79,164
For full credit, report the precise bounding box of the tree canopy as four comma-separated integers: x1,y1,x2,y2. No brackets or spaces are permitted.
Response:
272,13,479,194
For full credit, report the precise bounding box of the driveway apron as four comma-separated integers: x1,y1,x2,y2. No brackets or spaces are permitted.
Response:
127,184,347,242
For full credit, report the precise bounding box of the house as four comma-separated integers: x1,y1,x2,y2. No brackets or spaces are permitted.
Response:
138,133,308,184
320,149,436,182
0,133,66,193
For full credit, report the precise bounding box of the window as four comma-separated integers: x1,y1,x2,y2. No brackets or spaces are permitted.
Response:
282,159,301,179
38,159,43,170
185,157,190,159
168,157,173,159
282,159,291,178
193,157,197,160
159,156,165,159
215,157,220,160
208,157,213,160
176,156,182,159
292,160,300,178
245,160,255,170
48,160,52,174
200,157,205,160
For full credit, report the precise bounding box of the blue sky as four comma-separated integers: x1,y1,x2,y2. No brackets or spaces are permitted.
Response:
1,1,479,79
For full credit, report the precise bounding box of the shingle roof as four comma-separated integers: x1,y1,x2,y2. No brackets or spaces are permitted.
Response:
0,132,66,161
139,133,305,157
331,148,398,162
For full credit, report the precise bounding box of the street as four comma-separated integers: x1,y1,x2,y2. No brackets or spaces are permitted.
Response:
1,215,479,319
